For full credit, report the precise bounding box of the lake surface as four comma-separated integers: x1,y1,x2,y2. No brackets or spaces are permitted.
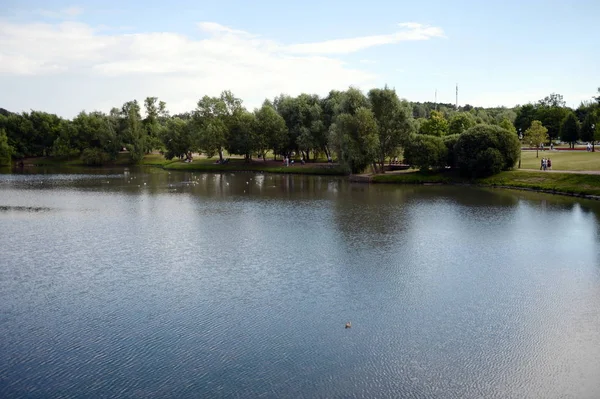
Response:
1,167,600,398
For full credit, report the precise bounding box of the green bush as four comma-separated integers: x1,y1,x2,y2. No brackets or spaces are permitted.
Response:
403,134,447,172
454,124,520,177
81,148,111,166
442,134,460,168
0,128,13,166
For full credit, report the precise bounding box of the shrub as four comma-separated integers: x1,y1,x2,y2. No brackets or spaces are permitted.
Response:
442,134,460,168
403,134,447,172
454,124,520,177
0,128,13,166
81,148,111,166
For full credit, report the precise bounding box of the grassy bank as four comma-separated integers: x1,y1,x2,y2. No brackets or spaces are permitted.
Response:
18,153,345,175
372,170,600,198
162,158,346,175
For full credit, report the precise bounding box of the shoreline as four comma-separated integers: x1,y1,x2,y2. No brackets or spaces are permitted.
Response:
8,156,600,201
366,170,600,201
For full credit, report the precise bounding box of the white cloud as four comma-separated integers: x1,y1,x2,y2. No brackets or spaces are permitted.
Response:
286,23,445,55
36,6,83,19
359,59,377,65
0,19,444,117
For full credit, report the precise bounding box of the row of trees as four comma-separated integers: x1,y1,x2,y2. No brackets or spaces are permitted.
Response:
1,87,599,175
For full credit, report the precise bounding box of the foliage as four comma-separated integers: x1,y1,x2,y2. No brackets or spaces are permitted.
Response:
535,103,569,143
559,112,580,148
403,134,447,172
160,118,192,160
0,128,14,166
454,124,520,177
329,107,379,174
498,117,517,135
442,134,460,168
254,104,287,159
419,110,448,136
81,147,111,166
448,113,475,135
514,104,537,135
368,86,414,172
227,111,257,160
523,120,548,158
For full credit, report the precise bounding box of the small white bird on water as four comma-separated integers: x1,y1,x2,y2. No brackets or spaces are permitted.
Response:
345,322,351,329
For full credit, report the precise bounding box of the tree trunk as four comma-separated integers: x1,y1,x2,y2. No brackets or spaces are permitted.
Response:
218,149,224,163
536,147,539,158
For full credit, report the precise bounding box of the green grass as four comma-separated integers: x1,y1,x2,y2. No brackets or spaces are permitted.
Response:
519,150,600,171
372,169,600,198
480,171,600,197
162,158,346,175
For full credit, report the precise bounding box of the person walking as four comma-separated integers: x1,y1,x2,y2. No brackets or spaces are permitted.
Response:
547,158,552,170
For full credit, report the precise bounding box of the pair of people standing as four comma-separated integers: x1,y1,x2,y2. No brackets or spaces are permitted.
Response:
540,157,552,171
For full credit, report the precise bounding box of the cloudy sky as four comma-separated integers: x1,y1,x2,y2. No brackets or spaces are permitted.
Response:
1,0,599,118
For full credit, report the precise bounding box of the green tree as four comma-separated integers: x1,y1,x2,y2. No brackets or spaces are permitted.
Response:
454,124,520,177
535,94,569,144
227,111,257,161
514,104,537,135
442,134,460,168
523,120,548,158
194,91,242,162
368,86,413,173
329,107,379,174
143,97,165,152
0,128,14,166
255,104,287,160
498,117,517,135
419,110,449,136
448,113,475,135
403,134,447,172
559,112,580,149
122,101,145,162
51,120,79,158
160,118,192,160
580,111,598,151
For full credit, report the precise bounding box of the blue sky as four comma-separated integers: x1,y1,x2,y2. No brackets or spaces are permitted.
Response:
1,0,599,117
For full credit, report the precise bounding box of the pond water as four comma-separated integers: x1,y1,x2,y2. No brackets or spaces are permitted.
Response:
1,167,600,398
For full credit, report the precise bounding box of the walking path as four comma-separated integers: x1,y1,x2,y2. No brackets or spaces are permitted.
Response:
519,169,600,175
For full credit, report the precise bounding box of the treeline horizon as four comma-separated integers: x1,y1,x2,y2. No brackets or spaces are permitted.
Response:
1,86,599,173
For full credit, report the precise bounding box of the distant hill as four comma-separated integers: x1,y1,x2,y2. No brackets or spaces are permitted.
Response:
0,108,12,116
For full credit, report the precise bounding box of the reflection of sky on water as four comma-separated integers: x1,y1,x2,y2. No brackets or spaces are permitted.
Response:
1,169,600,398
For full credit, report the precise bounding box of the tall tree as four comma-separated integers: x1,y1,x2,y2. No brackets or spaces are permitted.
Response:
498,117,517,135
227,111,257,161
160,117,192,160
514,104,537,135
143,97,164,152
535,94,569,144
255,104,287,160
419,110,448,136
368,86,413,173
329,107,379,174
0,128,13,166
194,91,243,162
580,111,599,151
523,120,548,158
121,101,145,162
559,112,580,149
448,112,475,135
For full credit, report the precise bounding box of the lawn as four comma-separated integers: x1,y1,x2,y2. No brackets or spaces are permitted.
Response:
519,150,600,171
162,157,346,175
